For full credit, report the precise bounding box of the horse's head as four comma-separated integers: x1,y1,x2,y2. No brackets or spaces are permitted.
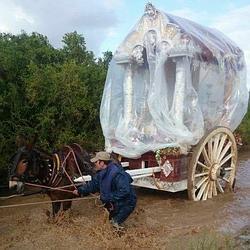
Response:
71,147,96,176
9,146,40,193
82,159,96,176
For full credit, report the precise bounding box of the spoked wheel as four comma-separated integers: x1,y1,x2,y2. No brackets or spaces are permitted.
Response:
188,127,237,201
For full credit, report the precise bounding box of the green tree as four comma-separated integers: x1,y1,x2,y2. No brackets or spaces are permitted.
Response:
100,51,113,68
61,31,94,64
0,31,108,184
237,99,250,144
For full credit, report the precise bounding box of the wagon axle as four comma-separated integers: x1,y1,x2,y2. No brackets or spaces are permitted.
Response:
210,163,220,181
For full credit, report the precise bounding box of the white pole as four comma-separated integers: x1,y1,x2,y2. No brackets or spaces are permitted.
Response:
123,63,133,127
171,57,186,124
74,166,162,183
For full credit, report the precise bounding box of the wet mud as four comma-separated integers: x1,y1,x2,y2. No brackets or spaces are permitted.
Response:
0,150,249,249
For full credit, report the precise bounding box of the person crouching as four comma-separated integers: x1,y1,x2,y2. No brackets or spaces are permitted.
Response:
73,151,137,229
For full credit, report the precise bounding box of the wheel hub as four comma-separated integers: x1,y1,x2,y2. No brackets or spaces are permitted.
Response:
210,163,220,180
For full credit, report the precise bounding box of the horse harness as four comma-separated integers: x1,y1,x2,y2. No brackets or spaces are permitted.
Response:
25,144,87,194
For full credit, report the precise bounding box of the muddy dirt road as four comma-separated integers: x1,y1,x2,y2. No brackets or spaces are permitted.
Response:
0,150,249,249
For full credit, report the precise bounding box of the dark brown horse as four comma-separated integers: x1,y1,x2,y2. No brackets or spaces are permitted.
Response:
9,142,95,215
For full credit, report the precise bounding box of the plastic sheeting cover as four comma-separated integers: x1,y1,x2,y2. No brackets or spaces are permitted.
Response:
100,3,249,158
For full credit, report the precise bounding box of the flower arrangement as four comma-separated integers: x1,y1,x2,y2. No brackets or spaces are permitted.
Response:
155,147,181,164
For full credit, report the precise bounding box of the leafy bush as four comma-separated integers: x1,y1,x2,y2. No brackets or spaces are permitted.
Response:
0,31,111,183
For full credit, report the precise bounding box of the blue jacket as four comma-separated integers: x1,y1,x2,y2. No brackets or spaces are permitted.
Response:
78,162,136,204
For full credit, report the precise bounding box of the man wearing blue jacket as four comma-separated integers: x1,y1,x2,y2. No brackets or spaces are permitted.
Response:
73,151,137,229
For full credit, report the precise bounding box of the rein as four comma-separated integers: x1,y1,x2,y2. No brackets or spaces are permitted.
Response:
65,145,85,182
24,182,83,194
0,195,99,209
54,150,77,189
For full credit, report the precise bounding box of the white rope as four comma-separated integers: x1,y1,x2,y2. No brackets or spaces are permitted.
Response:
0,195,100,209
0,193,25,200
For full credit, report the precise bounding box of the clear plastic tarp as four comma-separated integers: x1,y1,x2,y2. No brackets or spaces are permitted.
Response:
100,3,249,158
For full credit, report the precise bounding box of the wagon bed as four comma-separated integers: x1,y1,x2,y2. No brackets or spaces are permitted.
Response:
116,126,237,201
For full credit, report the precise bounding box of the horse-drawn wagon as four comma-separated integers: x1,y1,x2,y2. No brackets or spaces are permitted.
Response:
8,4,249,212
99,3,249,201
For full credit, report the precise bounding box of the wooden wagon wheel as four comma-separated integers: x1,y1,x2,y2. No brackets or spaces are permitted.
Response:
188,126,237,201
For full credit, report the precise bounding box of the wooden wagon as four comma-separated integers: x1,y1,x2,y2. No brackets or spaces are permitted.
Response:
77,4,248,201
118,126,238,201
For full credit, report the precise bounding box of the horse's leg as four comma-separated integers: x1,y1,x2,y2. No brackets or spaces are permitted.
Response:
52,201,61,216
62,201,72,211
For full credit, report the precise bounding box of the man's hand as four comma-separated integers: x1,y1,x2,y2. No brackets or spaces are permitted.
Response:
73,189,79,196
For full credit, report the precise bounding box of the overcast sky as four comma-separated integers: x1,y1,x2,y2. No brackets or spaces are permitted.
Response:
0,0,250,85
